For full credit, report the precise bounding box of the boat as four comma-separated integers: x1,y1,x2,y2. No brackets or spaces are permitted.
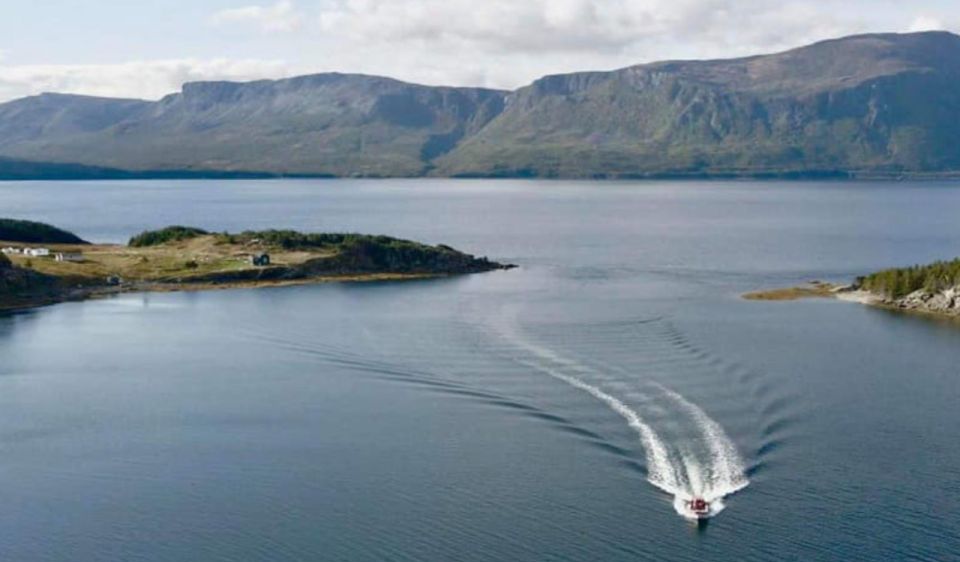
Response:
684,498,711,519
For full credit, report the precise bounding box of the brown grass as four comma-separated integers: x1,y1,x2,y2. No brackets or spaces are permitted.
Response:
742,282,839,301
2,235,335,285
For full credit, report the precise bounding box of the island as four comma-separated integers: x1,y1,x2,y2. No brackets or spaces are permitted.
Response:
743,258,960,318
1,219,515,312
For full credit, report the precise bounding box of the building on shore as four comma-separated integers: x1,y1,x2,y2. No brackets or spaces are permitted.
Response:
250,254,271,267
55,252,84,263
23,248,50,257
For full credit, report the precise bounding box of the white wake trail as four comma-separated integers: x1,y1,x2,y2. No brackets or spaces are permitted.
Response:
513,356,682,494
653,383,749,500
489,312,750,519
595,360,751,516
492,316,683,495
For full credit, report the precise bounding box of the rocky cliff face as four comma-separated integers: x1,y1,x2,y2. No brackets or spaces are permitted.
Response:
436,32,960,177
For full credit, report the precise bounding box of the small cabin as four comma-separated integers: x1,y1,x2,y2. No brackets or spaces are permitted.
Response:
55,252,84,263
1,247,21,255
24,248,50,257
250,254,271,267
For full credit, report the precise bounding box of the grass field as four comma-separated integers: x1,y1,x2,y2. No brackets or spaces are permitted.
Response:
3,235,334,286
742,282,840,301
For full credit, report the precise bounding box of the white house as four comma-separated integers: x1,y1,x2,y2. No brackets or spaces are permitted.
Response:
55,252,84,263
1,247,21,255
23,248,50,257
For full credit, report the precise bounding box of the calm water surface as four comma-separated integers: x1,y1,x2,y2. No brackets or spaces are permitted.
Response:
1,180,959,561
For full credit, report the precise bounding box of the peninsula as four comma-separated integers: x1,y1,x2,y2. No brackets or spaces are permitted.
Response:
744,258,960,318
0,220,514,311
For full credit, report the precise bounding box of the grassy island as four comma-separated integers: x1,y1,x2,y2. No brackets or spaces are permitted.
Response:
0,221,514,311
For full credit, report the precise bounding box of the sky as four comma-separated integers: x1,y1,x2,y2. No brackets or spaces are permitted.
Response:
0,0,956,102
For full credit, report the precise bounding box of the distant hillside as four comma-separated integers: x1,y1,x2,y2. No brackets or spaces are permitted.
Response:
2,32,960,179
437,32,960,177
0,76,505,177
0,219,89,244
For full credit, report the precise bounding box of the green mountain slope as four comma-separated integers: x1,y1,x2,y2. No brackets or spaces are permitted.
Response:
0,74,505,177
1,32,959,178
436,32,960,177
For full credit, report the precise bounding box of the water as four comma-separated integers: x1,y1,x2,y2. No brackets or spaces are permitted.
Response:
1,179,959,561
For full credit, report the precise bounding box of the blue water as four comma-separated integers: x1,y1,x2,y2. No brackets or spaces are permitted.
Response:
1,180,959,561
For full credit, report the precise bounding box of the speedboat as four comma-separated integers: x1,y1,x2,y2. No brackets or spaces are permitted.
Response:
684,498,711,519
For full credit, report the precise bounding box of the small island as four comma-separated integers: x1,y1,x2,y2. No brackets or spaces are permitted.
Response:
1,219,514,312
744,258,960,318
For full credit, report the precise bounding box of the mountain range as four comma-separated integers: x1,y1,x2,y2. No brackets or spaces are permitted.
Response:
2,31,960,179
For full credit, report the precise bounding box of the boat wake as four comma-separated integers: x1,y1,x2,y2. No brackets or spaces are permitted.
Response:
488,313,749,520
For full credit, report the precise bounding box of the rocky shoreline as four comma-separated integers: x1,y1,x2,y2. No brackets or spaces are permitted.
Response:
837,286,960,316
744,281,960,318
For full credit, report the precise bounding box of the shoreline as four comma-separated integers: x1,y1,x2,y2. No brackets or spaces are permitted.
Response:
6,172,960,183
743,282,960,320
0,271,460,314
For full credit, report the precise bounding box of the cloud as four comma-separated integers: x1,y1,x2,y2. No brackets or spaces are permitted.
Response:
0,59,298,102
210,0,302,32
304,0,876,90
315,0,867,56
2,1,946,103
908,15,945,32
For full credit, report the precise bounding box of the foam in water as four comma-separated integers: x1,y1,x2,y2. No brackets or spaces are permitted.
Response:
490,313,749,519
653,383,750,500
513,356,682,494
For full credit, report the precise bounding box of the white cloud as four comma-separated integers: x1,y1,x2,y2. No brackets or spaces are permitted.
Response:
908,15,945,32
210,0,302,32
304,0,877,90
1,1,952,103
315,0,867,56
0,59,298,102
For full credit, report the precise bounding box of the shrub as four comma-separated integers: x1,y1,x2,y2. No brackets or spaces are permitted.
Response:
129,226,209,247
0,218,88,244
223,230,427,251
